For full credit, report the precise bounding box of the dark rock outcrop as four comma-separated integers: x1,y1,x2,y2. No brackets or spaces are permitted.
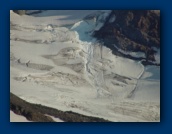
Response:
94,10,160,62
13,10,26,15
10,92,110,122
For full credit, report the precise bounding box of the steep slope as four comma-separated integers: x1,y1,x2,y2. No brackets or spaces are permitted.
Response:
10,10,160,122
10,93,109,122
94,10,160,64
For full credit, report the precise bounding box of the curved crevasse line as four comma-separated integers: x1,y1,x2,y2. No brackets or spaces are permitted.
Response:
137,61,145,79
127,61,145,98
60,17,145,99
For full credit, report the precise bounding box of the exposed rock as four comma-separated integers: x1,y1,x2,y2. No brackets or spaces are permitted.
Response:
13,10,26,15
10,92,111,122
94,10,160,62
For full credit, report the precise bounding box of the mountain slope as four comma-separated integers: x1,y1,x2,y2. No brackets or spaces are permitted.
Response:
94,10,160,64
10,10,160,122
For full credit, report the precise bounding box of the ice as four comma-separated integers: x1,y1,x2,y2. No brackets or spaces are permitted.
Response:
10,10,160,122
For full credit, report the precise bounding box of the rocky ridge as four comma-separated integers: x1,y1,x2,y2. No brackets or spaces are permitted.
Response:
94,10,160,64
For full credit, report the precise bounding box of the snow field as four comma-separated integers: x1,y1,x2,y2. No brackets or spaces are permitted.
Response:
10,10,160,122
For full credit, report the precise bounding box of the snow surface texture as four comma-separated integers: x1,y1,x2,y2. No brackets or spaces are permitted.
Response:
10,10,160,122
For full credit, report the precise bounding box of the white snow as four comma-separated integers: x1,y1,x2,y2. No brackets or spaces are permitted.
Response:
10,110,63,122
113,44,146,58
71,20,95,41
130,65,160,102
11,10,99,27
45,114,64,122
95,11,111,30
10,10,160,122
10,110,32,122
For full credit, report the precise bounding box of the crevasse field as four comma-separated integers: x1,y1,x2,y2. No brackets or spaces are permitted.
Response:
10,10,160,122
